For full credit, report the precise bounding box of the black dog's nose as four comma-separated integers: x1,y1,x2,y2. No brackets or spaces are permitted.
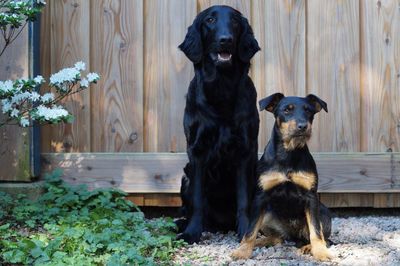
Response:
219,35,233,45
297,122,308,131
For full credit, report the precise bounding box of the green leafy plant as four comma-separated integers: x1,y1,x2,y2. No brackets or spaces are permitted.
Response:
0,170,185,265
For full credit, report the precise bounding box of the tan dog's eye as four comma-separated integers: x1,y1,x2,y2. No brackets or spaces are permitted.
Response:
284,105,294,114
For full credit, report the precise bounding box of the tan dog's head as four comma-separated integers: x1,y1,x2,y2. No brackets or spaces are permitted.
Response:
259,93,328,150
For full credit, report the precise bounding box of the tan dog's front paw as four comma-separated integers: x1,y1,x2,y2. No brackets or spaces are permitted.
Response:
311,246,333,261
231,244,253,260
299,244,312,254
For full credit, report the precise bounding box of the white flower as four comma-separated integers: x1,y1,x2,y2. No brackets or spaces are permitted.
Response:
80,78,89,88
87,73,100,83
33,75,45,84
0,80,14,93
49,67,81,89
1,99,12,113
41,93,54,103
10,108,19,117
74,61,86,71
11,91,30,103
34,105,69,121
29,92,41,102
20,117,29,127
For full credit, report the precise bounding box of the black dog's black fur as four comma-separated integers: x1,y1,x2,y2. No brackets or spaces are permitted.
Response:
232,94,333,261
176,5,260,244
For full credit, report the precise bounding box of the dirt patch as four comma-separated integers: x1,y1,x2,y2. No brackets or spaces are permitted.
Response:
173,215,400,265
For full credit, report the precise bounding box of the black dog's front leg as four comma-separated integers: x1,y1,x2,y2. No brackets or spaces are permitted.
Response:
177,161,204,244
235,157,251,240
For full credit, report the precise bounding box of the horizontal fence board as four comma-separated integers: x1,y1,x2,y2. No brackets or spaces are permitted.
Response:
127,193,400,208
42,152,400,193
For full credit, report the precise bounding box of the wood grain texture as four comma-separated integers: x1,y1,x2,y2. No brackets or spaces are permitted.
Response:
42,152,400,193
315,153,395,193
41,0,91,152
360,0,400,152
127,194,182,207
252,0,306,150
128,193,400,208
319,193,375,208
0,26,30,181
320,193,400,208
307,0,360,152
90,0,144,152
41,153,188,193
198,0,250,18
39,1,52,153
143,0,196,152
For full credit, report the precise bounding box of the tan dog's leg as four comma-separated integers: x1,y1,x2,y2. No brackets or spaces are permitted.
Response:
305,209,332,261
254,235,282,247
231,216,263,260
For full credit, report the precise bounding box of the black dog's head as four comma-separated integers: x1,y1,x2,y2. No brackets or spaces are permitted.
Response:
179,5,260,68
259,93,328,150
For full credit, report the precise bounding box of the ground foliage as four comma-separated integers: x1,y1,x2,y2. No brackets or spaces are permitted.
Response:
0,169,184,265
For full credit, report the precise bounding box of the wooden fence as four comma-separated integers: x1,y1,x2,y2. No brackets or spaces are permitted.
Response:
37,0,400,207
0,26,31,181
40,0,400,154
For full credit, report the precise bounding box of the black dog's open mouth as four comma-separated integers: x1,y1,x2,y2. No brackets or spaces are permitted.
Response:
217,52,232,62
210,52,233,65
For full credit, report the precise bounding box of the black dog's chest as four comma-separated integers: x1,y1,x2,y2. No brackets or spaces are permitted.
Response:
205,124,243,154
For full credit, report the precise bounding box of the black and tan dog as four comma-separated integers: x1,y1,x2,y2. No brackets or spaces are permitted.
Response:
231,93,332,261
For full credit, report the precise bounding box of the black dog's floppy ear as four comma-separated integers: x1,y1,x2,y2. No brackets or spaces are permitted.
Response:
238,16,260,63
179,20,202,64
259,93,285,112
306,94,328,113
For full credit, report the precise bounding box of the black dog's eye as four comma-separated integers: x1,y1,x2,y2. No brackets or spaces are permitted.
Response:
231,18,239,26
284,105,294,114
206,17,215,24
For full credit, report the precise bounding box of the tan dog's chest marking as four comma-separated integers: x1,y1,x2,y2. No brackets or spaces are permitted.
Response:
258,171,288,191
289,171,316,190
258,171,316,191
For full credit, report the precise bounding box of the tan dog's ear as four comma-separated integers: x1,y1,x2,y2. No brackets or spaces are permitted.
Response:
306,94,328,113
259,93,284,112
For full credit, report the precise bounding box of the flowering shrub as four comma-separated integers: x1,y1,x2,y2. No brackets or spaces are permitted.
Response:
0,62,100,127
0,0,46,57
0,1,100,127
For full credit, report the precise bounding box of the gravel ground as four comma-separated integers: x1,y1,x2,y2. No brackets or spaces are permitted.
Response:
172,212,400,265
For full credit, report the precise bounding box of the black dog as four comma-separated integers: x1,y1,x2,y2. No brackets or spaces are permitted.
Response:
176,5,260,244
232,93,332,261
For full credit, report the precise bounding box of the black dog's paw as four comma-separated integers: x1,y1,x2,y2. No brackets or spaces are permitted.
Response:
176,230,202,244
236,216,249,241
174,218,188,233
